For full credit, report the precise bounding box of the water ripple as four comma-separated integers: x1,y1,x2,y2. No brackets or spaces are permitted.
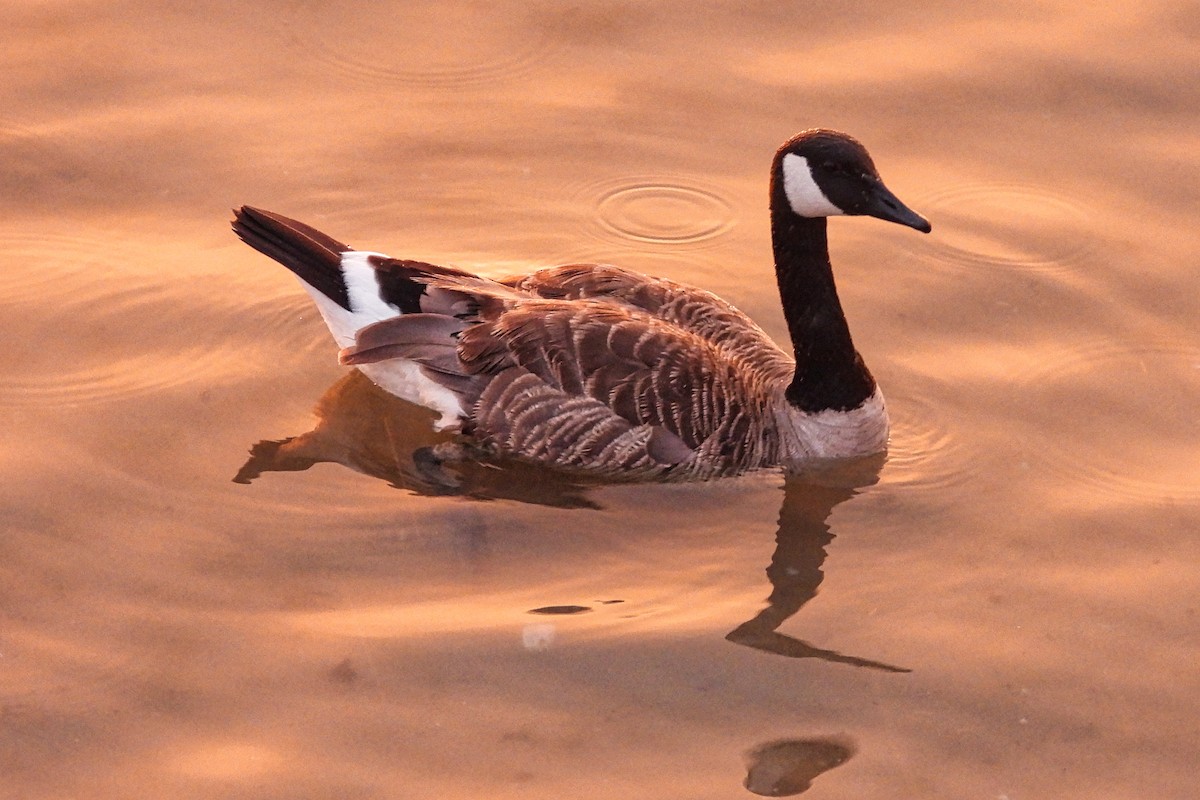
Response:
907,182,1096,274
571,176,737,248
882,385,984,497
0,349,231,408
284,1,559,89
0,230,147,304
1016,340,1200,504
0,227,328,407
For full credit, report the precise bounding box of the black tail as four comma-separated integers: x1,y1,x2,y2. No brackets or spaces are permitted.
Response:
232,206,354,311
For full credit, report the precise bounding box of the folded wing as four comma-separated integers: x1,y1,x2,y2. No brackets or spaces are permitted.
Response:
341,266,778,477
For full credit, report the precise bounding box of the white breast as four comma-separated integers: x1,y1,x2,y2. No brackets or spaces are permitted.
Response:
774,388,889,462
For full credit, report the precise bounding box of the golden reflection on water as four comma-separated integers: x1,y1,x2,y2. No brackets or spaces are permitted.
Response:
264,380,906,671
235,371,601,508
3,0,1200,798
172,742,283,779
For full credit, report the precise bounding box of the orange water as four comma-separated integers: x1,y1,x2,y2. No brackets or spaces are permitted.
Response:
2,2,1198,798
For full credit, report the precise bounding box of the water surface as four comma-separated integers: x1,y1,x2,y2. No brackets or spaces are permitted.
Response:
2,2,1198,798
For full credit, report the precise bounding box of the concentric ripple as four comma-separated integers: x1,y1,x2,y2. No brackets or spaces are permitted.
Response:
881,386,986,497
573,177,737,248
1015,340,1200,504
0,349,234,409
0,227,328,408
908,183,1096,274
0,230,146,305
284,1,558,89
0,293,322,409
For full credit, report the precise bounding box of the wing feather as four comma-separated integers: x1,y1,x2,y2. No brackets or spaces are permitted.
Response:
458,300,764,460
507,263,794,383
338,261,782,475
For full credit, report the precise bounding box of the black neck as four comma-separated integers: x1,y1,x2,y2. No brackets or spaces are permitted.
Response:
770,203,876,412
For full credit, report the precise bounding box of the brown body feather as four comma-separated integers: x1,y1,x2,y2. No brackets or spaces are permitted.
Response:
339,260,794,479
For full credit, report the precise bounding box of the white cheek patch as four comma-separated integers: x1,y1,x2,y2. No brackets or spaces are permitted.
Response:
782,153,843,218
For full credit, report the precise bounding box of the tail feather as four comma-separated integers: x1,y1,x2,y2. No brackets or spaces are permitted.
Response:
232,206,353,311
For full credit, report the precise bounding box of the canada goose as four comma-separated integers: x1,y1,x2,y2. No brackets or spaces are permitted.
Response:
233,128,930,480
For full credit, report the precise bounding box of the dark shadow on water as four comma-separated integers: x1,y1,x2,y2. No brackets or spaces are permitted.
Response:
743,736,856,796
232,370,601,509
726,458,911,673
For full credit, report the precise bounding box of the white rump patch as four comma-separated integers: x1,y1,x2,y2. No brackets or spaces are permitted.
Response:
295,250,399,349
291,250,465,430
781,153,843,218
341,251,400,320
359,360,465,431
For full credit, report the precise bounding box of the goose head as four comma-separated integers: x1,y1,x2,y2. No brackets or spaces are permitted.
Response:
773,129,931,233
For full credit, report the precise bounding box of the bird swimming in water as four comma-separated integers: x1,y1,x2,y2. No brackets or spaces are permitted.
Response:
232,128,930,481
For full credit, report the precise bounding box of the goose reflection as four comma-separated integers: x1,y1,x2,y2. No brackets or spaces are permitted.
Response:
726,458,910,673
237,371,908,672
233,370,600,509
